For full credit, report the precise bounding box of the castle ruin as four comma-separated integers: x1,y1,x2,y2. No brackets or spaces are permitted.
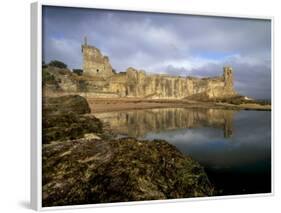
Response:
80,39,237,99
82,37,114,78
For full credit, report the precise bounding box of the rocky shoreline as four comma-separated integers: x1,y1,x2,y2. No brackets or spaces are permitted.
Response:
43,95,104,144
42,95,215,207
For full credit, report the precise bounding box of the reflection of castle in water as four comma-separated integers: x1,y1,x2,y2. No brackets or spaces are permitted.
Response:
94,108,234,138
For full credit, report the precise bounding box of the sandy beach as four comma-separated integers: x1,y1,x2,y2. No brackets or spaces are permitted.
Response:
87,97,271,113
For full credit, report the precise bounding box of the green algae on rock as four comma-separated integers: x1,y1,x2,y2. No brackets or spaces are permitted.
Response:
42,137,214,207
42,113,103,143
42,95,103,143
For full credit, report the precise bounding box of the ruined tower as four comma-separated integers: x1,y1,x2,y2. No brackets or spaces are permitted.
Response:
223,66,233,89
81,37,113,78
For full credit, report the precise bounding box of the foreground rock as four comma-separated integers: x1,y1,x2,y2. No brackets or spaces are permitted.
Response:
42,95,103,143
43,137,214,207
43,95,91,115
42,94,214,206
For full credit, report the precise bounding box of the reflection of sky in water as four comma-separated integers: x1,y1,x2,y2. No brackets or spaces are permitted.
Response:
142,110,271,194
143,111,271,170
97,108,271,194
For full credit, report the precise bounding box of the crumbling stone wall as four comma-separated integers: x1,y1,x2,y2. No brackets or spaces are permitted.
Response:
104,66,236,99
82,43,113,78
46,42,237,100
80,43,236,99
223,66,234,91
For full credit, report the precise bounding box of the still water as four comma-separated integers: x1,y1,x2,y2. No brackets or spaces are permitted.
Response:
94,108,271,195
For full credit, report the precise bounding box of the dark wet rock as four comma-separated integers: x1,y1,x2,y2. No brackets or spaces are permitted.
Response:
42,95,103,143
43,95,91,116
42,113,103,143
42,137,214,207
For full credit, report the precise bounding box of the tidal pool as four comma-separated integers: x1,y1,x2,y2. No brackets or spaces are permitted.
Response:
94,108,271,195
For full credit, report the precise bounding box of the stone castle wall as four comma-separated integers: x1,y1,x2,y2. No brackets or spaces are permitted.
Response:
80,43,237,99
44,42,238,100
107,67,235,99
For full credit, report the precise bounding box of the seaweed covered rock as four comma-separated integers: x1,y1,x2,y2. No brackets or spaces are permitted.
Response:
43,95,91,116
42,113,103,143
42,95,103,143
42,138,214,207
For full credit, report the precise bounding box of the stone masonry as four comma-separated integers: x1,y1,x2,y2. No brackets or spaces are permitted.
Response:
81,37,113,78
80,40,237,99
43,40,237,99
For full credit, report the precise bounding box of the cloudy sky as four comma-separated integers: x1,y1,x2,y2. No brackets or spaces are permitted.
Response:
42,6,271,99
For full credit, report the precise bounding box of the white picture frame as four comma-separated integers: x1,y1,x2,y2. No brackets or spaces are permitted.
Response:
31,1,274,211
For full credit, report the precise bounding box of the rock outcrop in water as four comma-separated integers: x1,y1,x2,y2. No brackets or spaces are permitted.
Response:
43,95,91,115
42,95,103,143
43,137,214,207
